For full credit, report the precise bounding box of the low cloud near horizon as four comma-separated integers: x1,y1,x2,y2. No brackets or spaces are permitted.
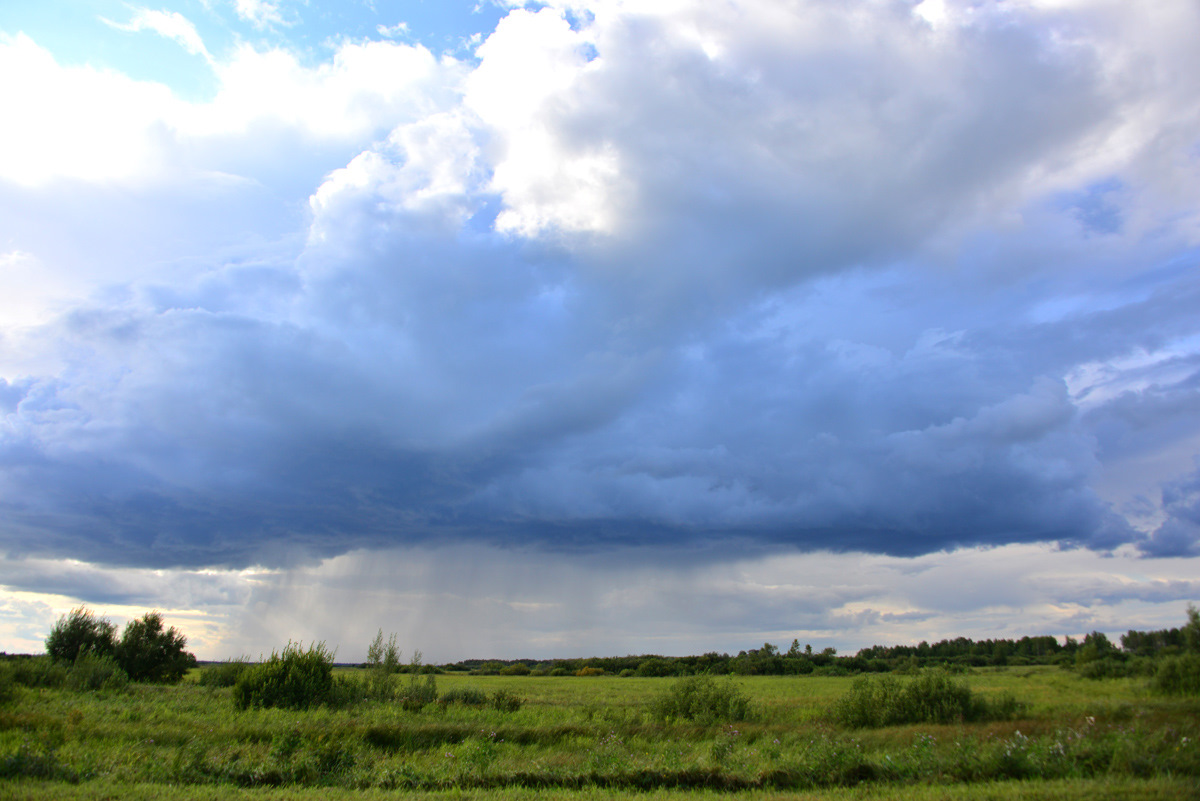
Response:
2,0,1200,657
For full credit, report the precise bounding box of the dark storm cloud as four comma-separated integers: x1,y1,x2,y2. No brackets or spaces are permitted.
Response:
2,0,1200,569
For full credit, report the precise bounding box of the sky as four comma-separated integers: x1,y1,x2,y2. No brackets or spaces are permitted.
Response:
1,0,1199,663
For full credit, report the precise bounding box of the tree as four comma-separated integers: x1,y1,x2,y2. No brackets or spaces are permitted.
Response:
116,612,196,683
1185,604,1200,653
367,629,401,673
46,606,117,664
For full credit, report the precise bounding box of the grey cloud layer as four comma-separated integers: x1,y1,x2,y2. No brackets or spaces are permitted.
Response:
2,0,1200,568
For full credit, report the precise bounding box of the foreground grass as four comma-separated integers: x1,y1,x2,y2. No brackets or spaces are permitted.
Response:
3,668,1198,797
6,778,1200,800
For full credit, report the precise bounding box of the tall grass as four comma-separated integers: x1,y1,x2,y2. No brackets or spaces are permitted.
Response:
198,657,251,688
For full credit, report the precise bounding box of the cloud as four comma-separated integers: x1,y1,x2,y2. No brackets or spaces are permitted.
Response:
0,31,460,187
234,0,289,30
103,8,214,64
1,0,1200,573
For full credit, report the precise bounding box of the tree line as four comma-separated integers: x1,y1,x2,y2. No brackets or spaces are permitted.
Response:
11,603,1198,684
443,606,1200,677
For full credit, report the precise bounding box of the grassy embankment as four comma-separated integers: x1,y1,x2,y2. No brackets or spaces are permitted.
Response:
2,667,1198,799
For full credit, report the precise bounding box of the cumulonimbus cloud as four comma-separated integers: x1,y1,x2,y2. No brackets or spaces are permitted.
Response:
1,0,1200,569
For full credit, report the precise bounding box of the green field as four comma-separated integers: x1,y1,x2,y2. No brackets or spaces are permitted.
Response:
3,666,1199,799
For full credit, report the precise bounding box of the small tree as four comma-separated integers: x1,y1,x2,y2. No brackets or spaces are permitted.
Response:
116,612,196,683
367,629,401,673
46,606,117,664
1184,604,1200,653
365,629,402,700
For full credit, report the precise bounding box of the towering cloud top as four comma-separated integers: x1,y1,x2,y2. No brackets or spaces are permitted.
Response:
1,0,1199,571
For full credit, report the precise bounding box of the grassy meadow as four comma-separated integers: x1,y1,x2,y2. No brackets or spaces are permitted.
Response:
3,665,1199,799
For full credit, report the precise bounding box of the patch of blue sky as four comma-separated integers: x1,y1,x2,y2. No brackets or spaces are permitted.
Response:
1060,177,1125,236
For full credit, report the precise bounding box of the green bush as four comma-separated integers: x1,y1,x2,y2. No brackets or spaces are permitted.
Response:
64,651,128,692
45,606,117,664
490,688,523,712
833,670,1021,728
363,630,402,701
651,675,751,723
439,686,489,707
116,612,196,683
198,657,252,688
397,672,438,712
1150,653,1200,696
500,663,531,675
233,642,336,710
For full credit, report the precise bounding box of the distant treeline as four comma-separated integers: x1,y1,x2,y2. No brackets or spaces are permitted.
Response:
438,608,1200,677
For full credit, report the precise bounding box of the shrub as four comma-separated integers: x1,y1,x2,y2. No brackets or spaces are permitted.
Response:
364,630,403,701
46,606,116,664
833,671,1022,728
116,612,196,683
233,642,336,710
394,650,437,711
575,667,605,677
1150,653,1200,696
490,688,523,712
500,663,531,676
199,657,252,688
397,673,438,712
366,630,401,672
439,687,489,707
64,651,128,692
651,675,751,723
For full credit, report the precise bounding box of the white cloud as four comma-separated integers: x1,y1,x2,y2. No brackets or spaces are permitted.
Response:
0,32,460,188
234,0,287,30
103,8,213,64
0,33,183,186
377,22,410,39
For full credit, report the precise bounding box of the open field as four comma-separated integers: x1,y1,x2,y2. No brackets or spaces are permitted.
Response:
3,667,1199,799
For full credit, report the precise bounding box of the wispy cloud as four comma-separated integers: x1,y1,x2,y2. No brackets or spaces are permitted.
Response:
102,8,214,64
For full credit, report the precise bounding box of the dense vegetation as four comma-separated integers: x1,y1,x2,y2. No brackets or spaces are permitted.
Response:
40,607,196,687
439,606,1200,680
1,607,1198,799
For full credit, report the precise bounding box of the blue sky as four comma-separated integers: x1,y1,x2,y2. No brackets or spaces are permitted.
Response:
2,0,1200,661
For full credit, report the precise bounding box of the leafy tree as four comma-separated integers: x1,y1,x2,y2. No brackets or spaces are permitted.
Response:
367,629,401,672
1185,604,1200,653
116,612,196,683
364,629,402,700
46,606,117,664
